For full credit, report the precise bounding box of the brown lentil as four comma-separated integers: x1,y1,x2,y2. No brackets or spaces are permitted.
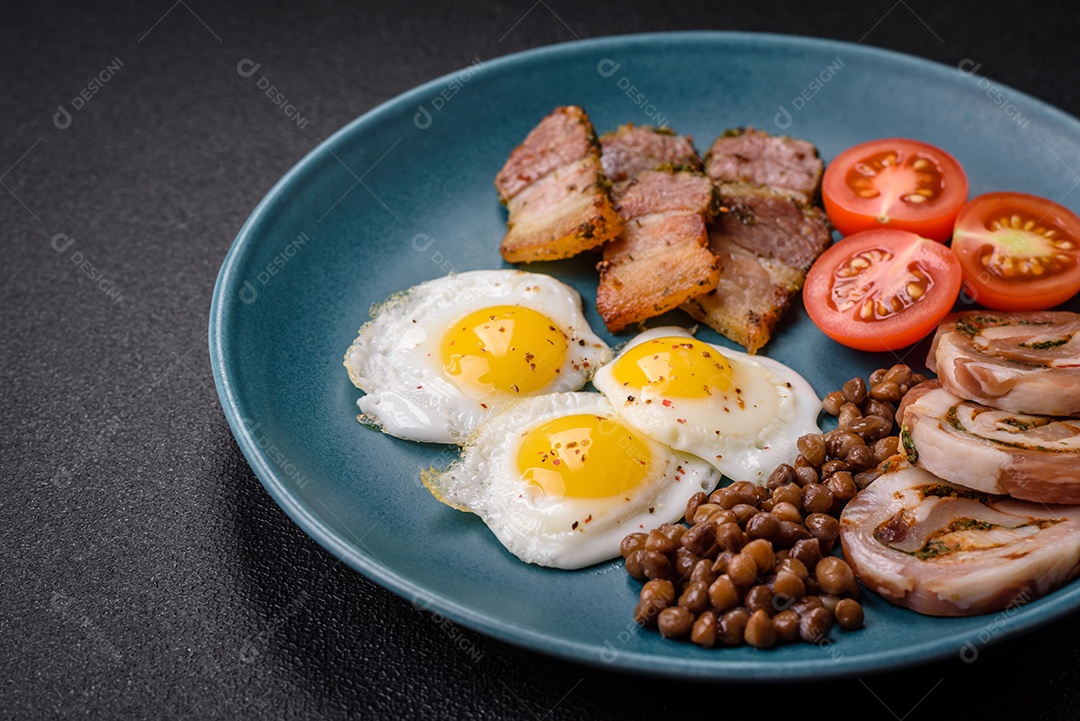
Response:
827,471,858,502
797,434,827,466
624,549,648,580
805,513,841,544
691,610,719,648
822,390,845,416
708,575,740,611
773,609,801,642
711,551,734,575
869,380,902,402
802,483,834,515
744,609,778,648
799,606,833,643
790,538,822,572
658,606,695,638
771,501,802,525
835,598,865,631
772,483,802,507
715,522,745,553
744,584,774,615
719,608,750,646
742,539,775,575
645,529,678,554
746,511,783,544
641,579,676,604
620,533,647,559
842,376,868,405
837,402,862,430
727,553,759,588
634,596,666,626
821,458,848,476
731,503,758,526
771,571,805,603
673,547,700,580
689,559,717,586
845,444,876,471
766,463,798,489
776,557,809,581
816,556,856,595
778,521,812,548
678,580,711,614
854,467,883,489
659,523,686,544
685,492,707,525
795,466,819,486
681,522,717,557
792,595,824,616
872,436,900,463
642,551,673,580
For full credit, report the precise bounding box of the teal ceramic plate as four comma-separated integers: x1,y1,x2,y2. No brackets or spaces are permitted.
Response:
210,32,1080,680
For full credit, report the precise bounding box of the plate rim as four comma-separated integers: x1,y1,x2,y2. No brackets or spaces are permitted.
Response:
209,29,1080,681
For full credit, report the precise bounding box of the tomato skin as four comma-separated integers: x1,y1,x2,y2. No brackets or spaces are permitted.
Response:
951,192,1080,311
822,138,969,242
804,229,962,352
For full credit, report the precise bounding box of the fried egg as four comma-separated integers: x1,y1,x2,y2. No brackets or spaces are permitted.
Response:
344,270,611,444
423,392,720,569
592,327,820,483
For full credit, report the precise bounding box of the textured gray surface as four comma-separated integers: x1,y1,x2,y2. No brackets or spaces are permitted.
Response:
4,0,1080,718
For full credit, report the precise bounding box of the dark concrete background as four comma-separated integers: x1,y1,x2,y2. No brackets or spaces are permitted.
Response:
4,1,1080,717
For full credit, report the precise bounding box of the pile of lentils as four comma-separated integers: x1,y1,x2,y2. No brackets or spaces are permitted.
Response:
620,363,927,649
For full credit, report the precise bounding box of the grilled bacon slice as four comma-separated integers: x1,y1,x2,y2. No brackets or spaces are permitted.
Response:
495,106,622,263
840,463,1080,616
900,380,1080,503
681,183,831,353
595,170,719,333
929,311,1080,416
704,128,824,203
599,124,702,183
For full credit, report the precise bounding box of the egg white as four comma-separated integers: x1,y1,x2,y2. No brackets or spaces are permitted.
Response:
343,270,611,444
593,327,821,483
424,392,721,570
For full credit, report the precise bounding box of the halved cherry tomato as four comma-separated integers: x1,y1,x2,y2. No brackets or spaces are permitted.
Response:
804,229,962,351
822,138,968,241
951,192,1080,311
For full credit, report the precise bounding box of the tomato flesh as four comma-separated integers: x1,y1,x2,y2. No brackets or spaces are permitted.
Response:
823,138,968,241
804,229,962,352
951,192,1080,310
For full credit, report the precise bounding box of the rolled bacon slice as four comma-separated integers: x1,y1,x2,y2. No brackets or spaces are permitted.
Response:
595,169,719,333
681,183,831,353
704,128,824,203
840,463,1080,616
901,380,1080,503
929,311,1080,416
495,106,622,263
599,124,702,183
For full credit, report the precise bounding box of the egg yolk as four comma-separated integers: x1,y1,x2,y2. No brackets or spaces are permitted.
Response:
611,337,732,398
440,305,569,399
516,414,653,499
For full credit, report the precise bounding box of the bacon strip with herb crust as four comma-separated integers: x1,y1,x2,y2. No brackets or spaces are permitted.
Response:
599,124,702,183
681,182,831,353
495,106,622,263
840,463,1080,616
704,127,824,204
595,169,719,333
